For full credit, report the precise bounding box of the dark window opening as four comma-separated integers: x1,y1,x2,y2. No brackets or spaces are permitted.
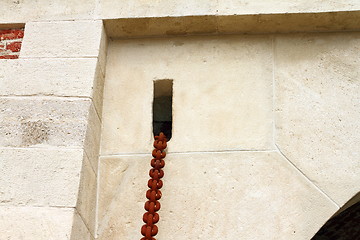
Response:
311,195,360,240
153,80,173,140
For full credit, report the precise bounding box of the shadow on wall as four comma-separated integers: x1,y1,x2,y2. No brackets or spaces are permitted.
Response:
311,192,360,240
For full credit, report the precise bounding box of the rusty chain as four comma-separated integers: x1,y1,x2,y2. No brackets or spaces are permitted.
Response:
141,132,167,240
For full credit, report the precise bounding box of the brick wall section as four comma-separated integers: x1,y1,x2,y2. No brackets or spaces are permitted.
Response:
0,29,24,59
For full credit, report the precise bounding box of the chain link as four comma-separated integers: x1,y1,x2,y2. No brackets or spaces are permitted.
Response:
141,132,167,240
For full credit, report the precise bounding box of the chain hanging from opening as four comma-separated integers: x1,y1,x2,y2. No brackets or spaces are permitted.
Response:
141,132,167,240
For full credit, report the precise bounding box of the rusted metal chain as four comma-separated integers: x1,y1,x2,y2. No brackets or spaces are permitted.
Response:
141,132,167,240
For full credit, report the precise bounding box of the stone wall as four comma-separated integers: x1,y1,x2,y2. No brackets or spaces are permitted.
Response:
0,1,359,239
2,0,360,23
97,33,360,239
0,20,107,239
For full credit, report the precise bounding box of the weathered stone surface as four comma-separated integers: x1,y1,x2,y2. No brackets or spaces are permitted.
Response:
100,0,360,20
76,151,97,235
71,210,92,240
104,16,218,38
98,25,108,76
217,11,360,35
0,97,89,147
21,20,103,58
92,61,105,119
84,100,102,172
99,0,217,19
1,0,360,24
0,0,95,23
0,58,98,97
97,152,338,240
217,0,360,15
101,35,274,155
0,147,96,237
0,206,89,240
0,59,105,119
104,11,360,39
275,32,360,206
0,97,101,171
0,148,83,207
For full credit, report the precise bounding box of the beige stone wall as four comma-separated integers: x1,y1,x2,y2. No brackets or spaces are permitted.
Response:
1,0,360,23
0,20,107,239
0,1,359,239
101,35,274,154
2,1,360,38
98,33,360,239
275,33,360,207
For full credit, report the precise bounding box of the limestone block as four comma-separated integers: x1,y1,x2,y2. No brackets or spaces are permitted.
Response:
99,0,360,19
97,152,338,240
0,58,97,97
71,210,93,240
0,206,90,240
92,61,106,119
0,59,104,118
0,148,97,237
0,148,96,237
0,97,101,171
84,101,102,172
104,11,360,39
98,24,108,76
101,35,274,155
217,11,360,35
217,0,360,15
104,16,218,39
0,97,89,147
0,0,95,23
21,20,103,58
76,151,97,235
99,0,217,19
0,148,83,207
274,33,360,206
2,0,360,24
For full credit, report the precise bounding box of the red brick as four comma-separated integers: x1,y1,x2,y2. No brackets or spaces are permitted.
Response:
0,55,19,59
0,29,24,40
14,30,24,38
6,41,22,52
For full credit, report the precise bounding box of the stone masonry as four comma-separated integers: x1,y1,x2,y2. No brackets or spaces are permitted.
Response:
0,1,359,239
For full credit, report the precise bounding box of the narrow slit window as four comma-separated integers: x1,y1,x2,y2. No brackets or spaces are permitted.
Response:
153,80,173,140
